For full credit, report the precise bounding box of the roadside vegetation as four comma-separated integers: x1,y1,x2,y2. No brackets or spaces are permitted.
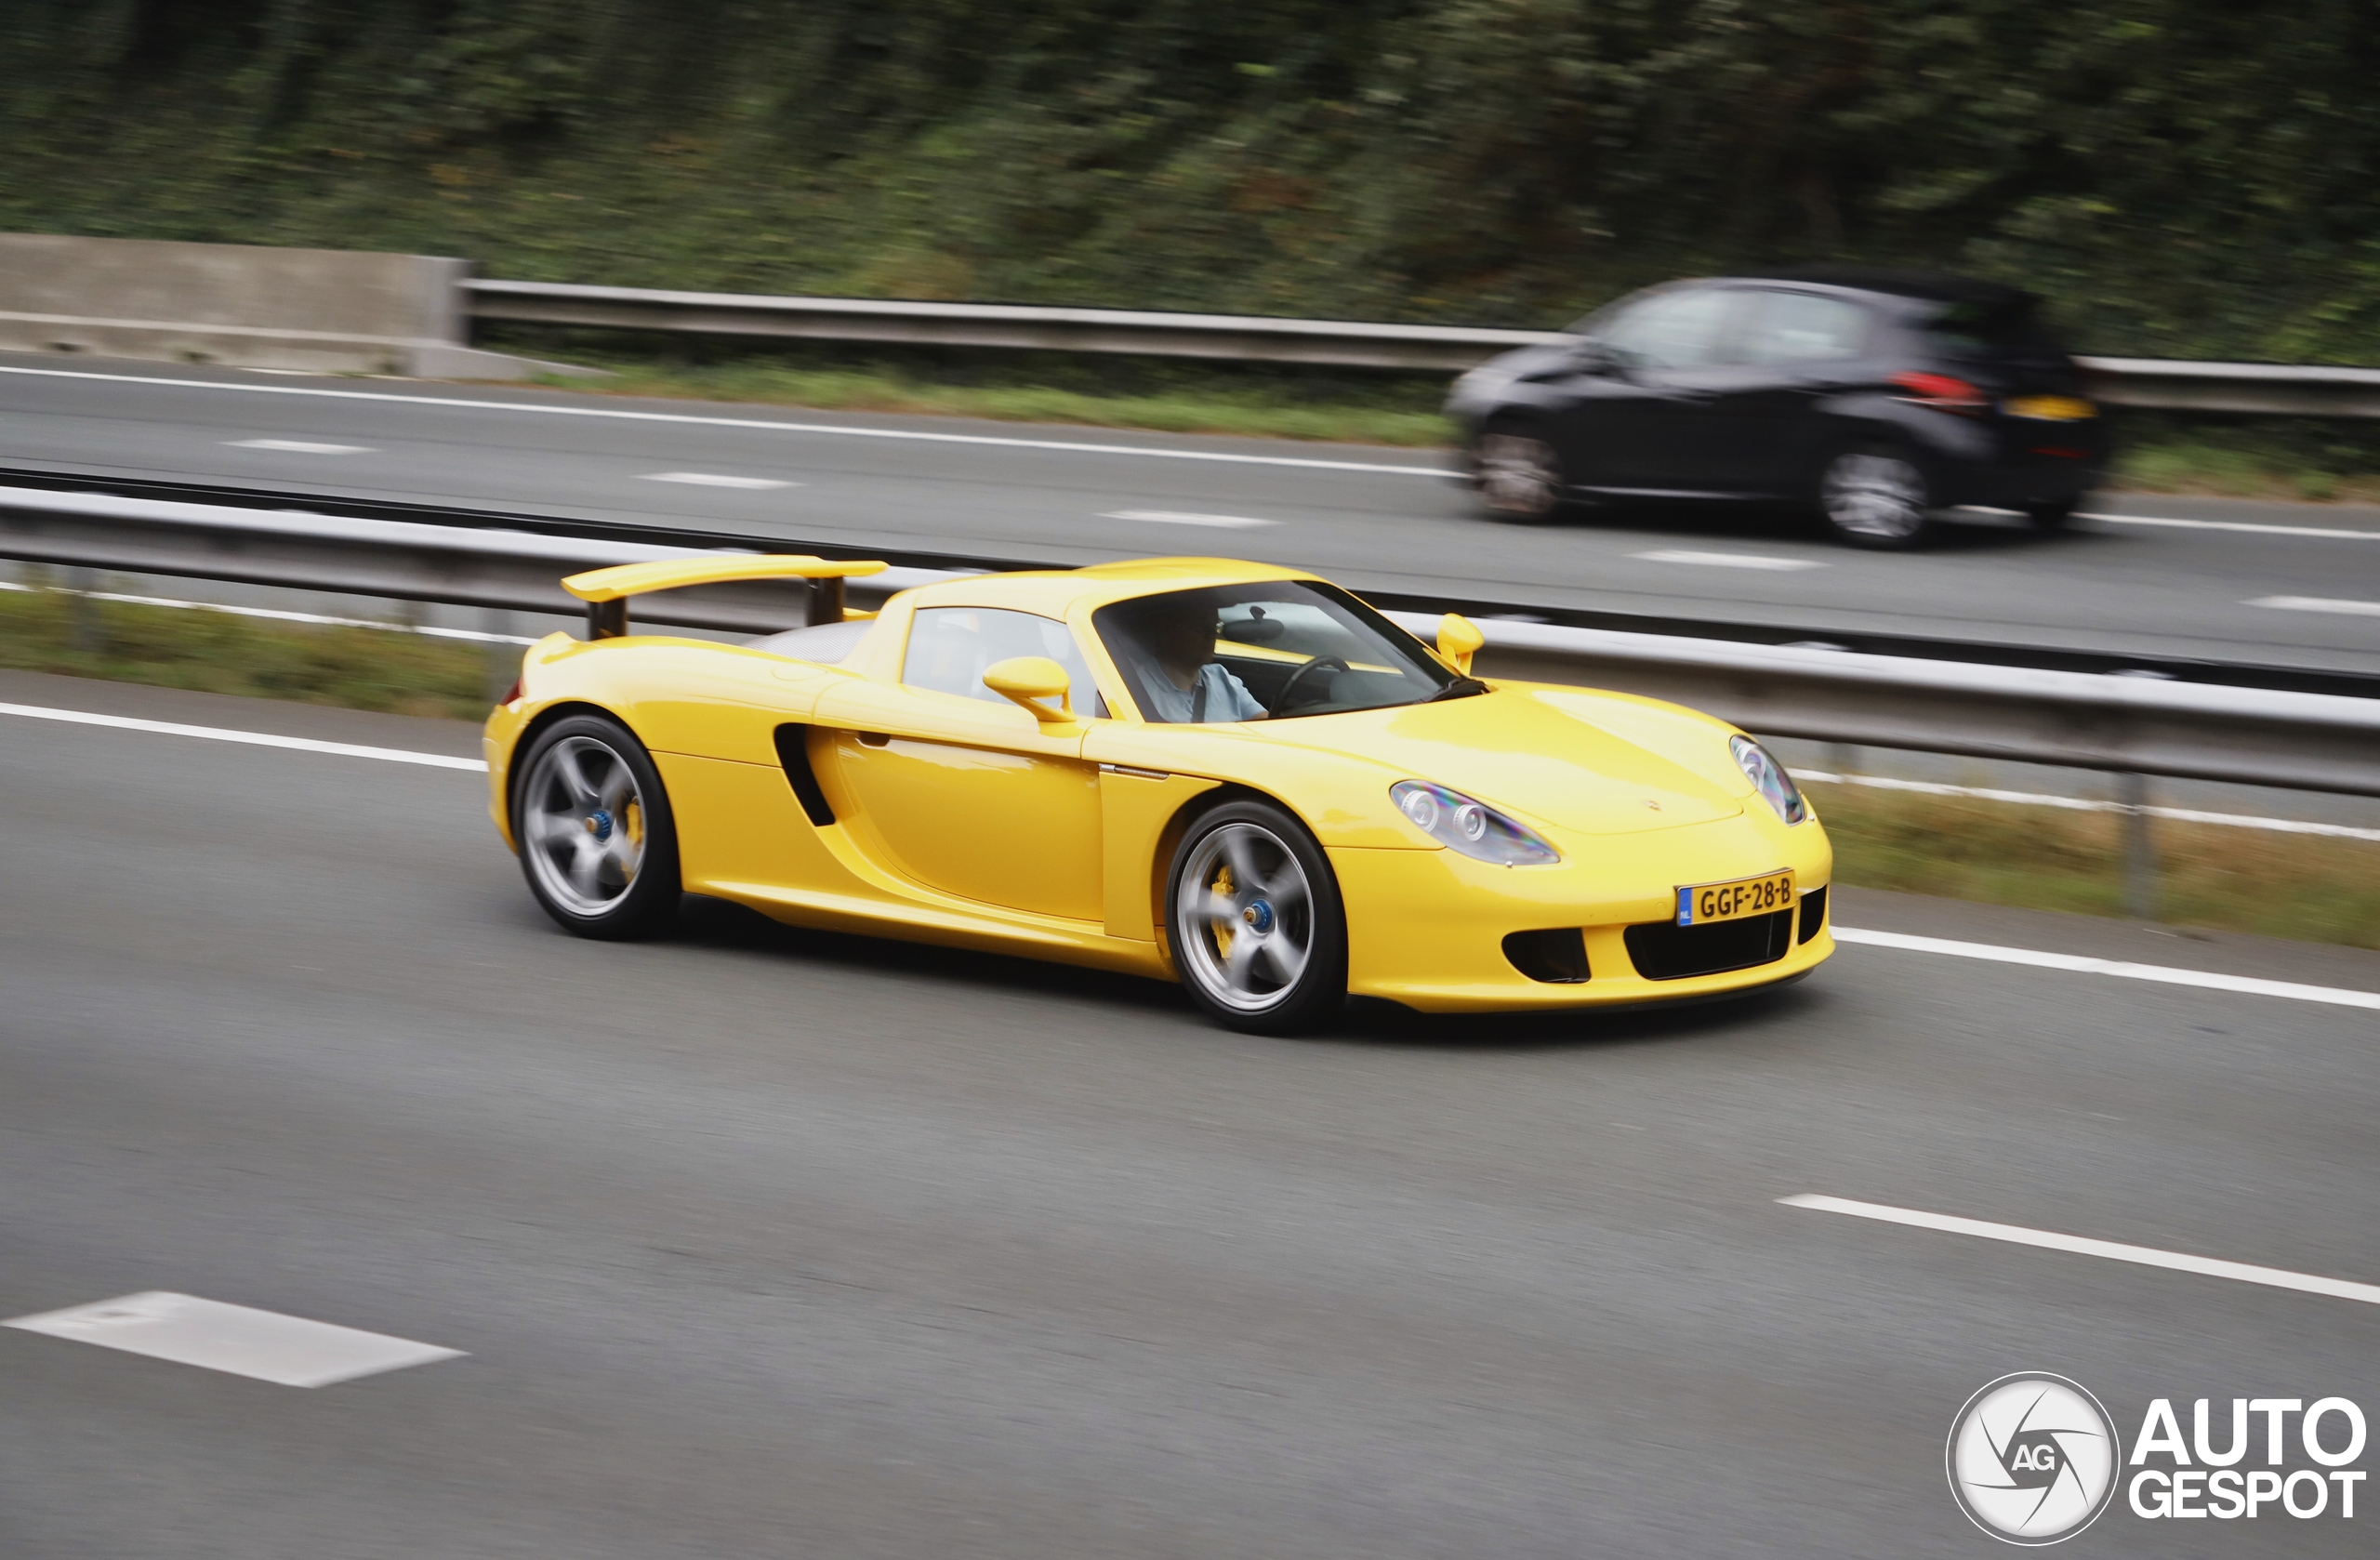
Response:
0,581,494,721
513,337,1456,448
1809,783,2380,952
12,3,2380,365
9,580,2373,950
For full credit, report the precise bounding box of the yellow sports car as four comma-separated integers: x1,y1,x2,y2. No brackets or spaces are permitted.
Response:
484,555,1832,1032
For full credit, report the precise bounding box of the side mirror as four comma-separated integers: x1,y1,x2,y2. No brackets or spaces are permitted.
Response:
983,655,1076,723
1435,613,1484,677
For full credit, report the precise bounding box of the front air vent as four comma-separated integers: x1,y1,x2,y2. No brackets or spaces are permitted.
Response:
1797,886,1828,944
1502,929,1592,984
1623,908,1793,981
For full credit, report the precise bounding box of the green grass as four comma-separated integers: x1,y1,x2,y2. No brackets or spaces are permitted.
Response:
0,583,499,721
2111,441,2380,504
528,352,1456,446
1810,782,2380,951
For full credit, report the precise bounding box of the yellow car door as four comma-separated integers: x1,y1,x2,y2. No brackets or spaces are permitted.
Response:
812,605,1104,922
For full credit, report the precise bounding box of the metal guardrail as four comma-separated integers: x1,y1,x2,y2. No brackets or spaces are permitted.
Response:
4,478,2376,797
464,279,2380,415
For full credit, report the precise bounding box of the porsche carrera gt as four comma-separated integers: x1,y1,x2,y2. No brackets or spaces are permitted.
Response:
484,554,1832,1032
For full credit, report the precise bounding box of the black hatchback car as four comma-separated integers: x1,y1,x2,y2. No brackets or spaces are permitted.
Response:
1445,270,2107,548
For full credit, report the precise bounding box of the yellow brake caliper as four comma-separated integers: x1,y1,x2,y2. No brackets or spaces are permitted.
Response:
1211,863,1235,958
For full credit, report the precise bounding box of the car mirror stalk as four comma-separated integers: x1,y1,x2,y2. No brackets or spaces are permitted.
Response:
1435,613,1485,677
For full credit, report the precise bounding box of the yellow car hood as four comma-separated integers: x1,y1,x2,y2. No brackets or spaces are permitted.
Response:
1248,686,1748,836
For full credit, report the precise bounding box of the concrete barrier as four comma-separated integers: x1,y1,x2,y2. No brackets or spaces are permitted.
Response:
0,233,567,378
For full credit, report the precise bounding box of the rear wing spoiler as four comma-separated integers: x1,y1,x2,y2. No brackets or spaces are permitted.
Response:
562,555,887,639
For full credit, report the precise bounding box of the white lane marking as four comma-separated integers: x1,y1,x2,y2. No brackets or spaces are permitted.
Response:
1780,1195,2380,1307
0,365,1455,479
0,703,488,772
4,581,539,643
640,471,799,489
2247,594,2380,616
1797,769,2380,843
7,1291,465,1387
2087,512,2380,542
225,438,375,455
1831,926,2380,1011
1106,509,1280,529
1632,549,1826,571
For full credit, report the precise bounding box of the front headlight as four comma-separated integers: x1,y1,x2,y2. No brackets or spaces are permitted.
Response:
1391,781,1560,865
1730,735,1808,825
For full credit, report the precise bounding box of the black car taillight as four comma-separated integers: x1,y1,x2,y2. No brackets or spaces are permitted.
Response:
1890,371,1988,416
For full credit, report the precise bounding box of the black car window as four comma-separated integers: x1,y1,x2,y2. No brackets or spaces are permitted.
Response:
1598,288,1739,371
1093,581,1459,723
1739,290,1872,364
1924,296,2052,355
902,606,1102,714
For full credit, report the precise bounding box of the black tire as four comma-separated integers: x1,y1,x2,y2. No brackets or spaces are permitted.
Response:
510,713,682,940
2026,499,2078,531
1164,799,1348,1035
1819,447,1937,549
1469,427,1567,522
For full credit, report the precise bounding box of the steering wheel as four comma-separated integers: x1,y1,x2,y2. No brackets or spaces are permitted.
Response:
1273,655,1349,712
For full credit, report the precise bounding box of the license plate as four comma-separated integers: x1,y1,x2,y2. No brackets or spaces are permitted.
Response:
2003,394,2096,421
1676,870,1795,926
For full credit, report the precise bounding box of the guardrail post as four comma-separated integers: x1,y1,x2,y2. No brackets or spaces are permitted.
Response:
481,608,517,702
2118,772,2158,919
64,567,103,654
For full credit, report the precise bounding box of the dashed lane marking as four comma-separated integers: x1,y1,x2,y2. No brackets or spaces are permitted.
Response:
2247,594,2380,617
1106,509,1280,528
1631,549,1825,570
225,439,374,454
7,1291,465,1387
640,471,799,489
1780,1195,2380,1306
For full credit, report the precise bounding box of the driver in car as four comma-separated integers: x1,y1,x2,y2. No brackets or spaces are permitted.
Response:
1144,602,1269,723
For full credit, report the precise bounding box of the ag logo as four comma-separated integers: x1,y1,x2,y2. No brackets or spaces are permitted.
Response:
1948,1373,2120,1544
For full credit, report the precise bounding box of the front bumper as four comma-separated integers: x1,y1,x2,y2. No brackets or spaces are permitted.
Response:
1329,814,1833,1012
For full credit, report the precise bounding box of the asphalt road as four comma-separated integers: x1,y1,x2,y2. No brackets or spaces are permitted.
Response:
4,669,2375,1558
5,355,2380,675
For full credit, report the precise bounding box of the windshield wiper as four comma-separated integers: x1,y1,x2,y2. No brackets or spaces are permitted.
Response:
1424,677,1488,702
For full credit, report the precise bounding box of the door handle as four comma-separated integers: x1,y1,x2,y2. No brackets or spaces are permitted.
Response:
856,731,890,747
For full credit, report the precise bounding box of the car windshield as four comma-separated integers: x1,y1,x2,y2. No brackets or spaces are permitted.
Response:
1094,581,1459,722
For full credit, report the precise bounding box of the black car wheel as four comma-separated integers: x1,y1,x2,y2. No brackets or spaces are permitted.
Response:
1165,799,1347,1035
1820,449,1937,549
512,713,682,940
1471,430,1567,521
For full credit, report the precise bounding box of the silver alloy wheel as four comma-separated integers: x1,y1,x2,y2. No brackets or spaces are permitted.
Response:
1821,452,1929,540
521,734,648,916
1474,433,1563,518
1173,821,1316,1013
